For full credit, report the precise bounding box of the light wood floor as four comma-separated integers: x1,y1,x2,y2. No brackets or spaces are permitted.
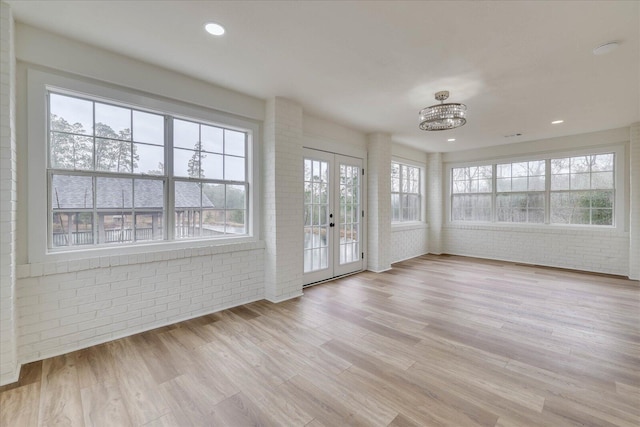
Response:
1,255,639,426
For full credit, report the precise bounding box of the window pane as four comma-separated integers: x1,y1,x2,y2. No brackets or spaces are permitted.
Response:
391,163,400,191
175,181,202,209
511,177,527,191
97,177,132,208
224,156,245,181
528,175,545,191
226,185,246,209
592,209,612,225
52,212,93,247
497,164,511,178
391,193,400,221
225,210,246,234
175,209,201,238
51,174,93,209
201,153,223,180
571,157,590,173
95,103,131,140
96,139,133,173
551,158,569,174
528,193,544,208
98,213,134,244
133,111,164,146
134,143,164,175
512,162,528,177
134,179,164,209
551,174,569,190
593,154,613,171
173,148,196,178
50,133,93,170
591,172,613,189
50,93,93,135
570,173,590,190
225,129,245,157
202,183,225,209
135,213,163,241
496,178,510,192
202,209,225,236
201,125,224,153
174,119,200,149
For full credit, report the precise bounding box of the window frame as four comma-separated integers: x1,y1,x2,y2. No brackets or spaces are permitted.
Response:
391,158,425,224
28,69,261,264
445,145,625,229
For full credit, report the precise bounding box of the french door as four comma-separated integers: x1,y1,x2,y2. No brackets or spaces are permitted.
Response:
303,149,363,285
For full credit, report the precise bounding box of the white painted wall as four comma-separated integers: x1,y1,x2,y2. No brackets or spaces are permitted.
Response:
0,1,18,385
367,133,392,272
263,98,304,302
390,223,429,263
303,113,367,156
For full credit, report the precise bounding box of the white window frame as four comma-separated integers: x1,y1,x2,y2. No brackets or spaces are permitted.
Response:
27,69,260,264
445,145,625,229
391,157,425,225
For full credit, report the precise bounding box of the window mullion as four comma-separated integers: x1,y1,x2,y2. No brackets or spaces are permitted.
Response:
492,164,496,222
166,116,174,241
545,159,551,224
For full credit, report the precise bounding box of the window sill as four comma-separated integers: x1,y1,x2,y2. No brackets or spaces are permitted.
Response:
392,222,429,232
445,222,626,236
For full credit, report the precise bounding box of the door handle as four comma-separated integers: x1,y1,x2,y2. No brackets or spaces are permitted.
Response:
329,223,335,227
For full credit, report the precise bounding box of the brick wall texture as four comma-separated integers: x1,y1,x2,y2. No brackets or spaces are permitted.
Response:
367,133,392,272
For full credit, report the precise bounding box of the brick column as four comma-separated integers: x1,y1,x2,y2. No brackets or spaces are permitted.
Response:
427,153,443,254
629,123,640,280
367,133,392,272
0,1,18,385
263,97,304,302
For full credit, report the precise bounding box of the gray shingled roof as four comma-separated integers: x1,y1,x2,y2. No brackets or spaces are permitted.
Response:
51,175,213,209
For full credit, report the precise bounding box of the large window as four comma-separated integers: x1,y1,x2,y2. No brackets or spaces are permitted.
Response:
451,165,492,221
48,91,249,249
496,160,545,223
550,154,614,225
450,152,616,226
391,162,421,222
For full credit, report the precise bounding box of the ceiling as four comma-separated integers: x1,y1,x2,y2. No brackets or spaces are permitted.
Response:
7,1,640,152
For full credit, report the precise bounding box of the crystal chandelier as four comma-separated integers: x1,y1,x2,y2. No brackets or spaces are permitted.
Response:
419,91,467,131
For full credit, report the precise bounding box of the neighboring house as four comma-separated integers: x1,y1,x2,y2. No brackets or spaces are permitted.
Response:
51,175,214,245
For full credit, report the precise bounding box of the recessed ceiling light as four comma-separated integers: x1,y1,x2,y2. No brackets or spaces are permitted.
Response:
593,41,619,55
447,138,456,142
205,22,225,36
551,120,564,124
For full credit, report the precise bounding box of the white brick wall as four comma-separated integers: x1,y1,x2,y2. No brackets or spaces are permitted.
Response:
391,224,429,263
263,97,304,302
15,242,265,364
367,133,392,272
0,1,18,385
630,123,640,280
443,225,629,276
427,153,443,254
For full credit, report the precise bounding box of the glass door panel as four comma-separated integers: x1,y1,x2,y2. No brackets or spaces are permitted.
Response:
335,156,363,276
303,150,333,284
